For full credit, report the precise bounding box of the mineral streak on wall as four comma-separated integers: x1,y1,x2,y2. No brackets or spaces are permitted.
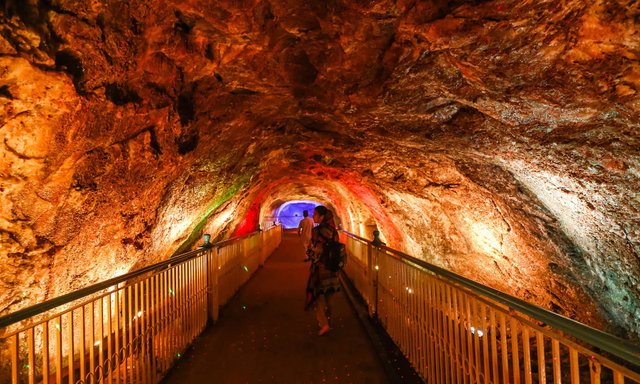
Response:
1,0,639,342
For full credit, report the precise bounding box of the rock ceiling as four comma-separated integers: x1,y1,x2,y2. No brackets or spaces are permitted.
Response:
1,0,639,341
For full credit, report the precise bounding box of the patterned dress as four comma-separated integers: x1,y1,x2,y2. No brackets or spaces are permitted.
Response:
304,220,341,309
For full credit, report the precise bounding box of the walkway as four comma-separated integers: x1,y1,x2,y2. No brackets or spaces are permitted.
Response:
162,230,390,384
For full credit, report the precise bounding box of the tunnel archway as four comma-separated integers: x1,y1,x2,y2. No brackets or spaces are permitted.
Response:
1,0,638,343
274,200,322,229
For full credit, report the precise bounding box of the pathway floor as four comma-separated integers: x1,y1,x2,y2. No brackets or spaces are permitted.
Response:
162,230,390,384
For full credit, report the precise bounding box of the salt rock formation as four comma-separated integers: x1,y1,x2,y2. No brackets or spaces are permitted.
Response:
1,0,639,341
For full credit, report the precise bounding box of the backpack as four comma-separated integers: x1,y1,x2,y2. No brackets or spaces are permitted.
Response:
323,240,347,272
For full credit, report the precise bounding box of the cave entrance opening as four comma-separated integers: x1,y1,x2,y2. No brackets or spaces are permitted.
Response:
275,200,322,229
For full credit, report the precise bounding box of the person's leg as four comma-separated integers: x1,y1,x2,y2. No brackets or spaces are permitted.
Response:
302,239,308,258
314,294,328,327
324,292,332,322
314,295,331,335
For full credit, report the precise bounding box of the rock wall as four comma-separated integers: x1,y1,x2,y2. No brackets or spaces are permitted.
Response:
1,0,638,340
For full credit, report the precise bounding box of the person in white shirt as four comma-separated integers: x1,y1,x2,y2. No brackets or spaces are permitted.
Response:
298,210,314,257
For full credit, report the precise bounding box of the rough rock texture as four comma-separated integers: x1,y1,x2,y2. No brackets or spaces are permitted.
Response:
1,0,639,341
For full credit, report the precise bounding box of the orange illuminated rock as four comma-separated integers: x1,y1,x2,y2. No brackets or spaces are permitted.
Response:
0,0,638,342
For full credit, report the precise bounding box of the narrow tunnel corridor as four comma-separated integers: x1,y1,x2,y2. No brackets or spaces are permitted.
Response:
1,1,640,379
162,231,391,384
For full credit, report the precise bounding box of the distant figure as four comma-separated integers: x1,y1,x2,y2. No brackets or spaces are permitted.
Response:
304,205,341,336
372,230,386,246
298,210,314,257
198,233,214,249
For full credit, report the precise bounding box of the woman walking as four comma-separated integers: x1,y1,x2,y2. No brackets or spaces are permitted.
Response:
304,205,341,336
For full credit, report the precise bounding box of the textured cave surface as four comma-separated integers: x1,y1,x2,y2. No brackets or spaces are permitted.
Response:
0,0,639,341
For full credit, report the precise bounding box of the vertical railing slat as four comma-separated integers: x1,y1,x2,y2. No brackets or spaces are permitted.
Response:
187,260,192,348
552,339,561,384
127,285,134,384
67,311,74,384
170,265,177,365
190,258,195,341
536,331,546,384
435,279,444,384
213,247,220,322
10,333,18,384
500,313,509,383
589,359,601,384
427,273,436,384
140,279,147,384
524,326,533,384
489,310,498,384
56,317,62,384
421,271,428,381
481,304,490,384
448,284,456,384
511,317,521,384
79,306,86,384
89,301,95,384
134,283,140,384
158,271,164,376
144,272,150,382
98,298,104,384
465,293,473,383
569,348,579,384
27,327,35,384
163,267,169,375
182,261,188,353
460,290,469,384
167,267,173,371
43,322,50,384
472,299,481,384
613,371,624,384
115,290,121,384
453,288,462,384
176,263,183,356
177,260,182,357
160,271,166,379
151,274,158,383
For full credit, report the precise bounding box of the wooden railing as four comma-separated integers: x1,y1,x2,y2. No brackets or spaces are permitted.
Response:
0,225,281,384
341,230,640,384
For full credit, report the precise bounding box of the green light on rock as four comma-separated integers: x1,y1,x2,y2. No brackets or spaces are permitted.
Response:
171,175,250,256
243,265,249,272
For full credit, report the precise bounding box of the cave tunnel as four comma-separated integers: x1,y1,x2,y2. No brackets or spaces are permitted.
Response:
1,0,639,370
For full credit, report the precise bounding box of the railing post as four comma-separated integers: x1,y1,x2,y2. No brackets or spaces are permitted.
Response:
206,248,211,322
370,230,385,320
367,242,375,317
372,245,379,319
207,248,219,323
259,229,265,266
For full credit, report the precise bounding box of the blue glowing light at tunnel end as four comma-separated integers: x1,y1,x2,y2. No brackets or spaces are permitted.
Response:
276,200,322,229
